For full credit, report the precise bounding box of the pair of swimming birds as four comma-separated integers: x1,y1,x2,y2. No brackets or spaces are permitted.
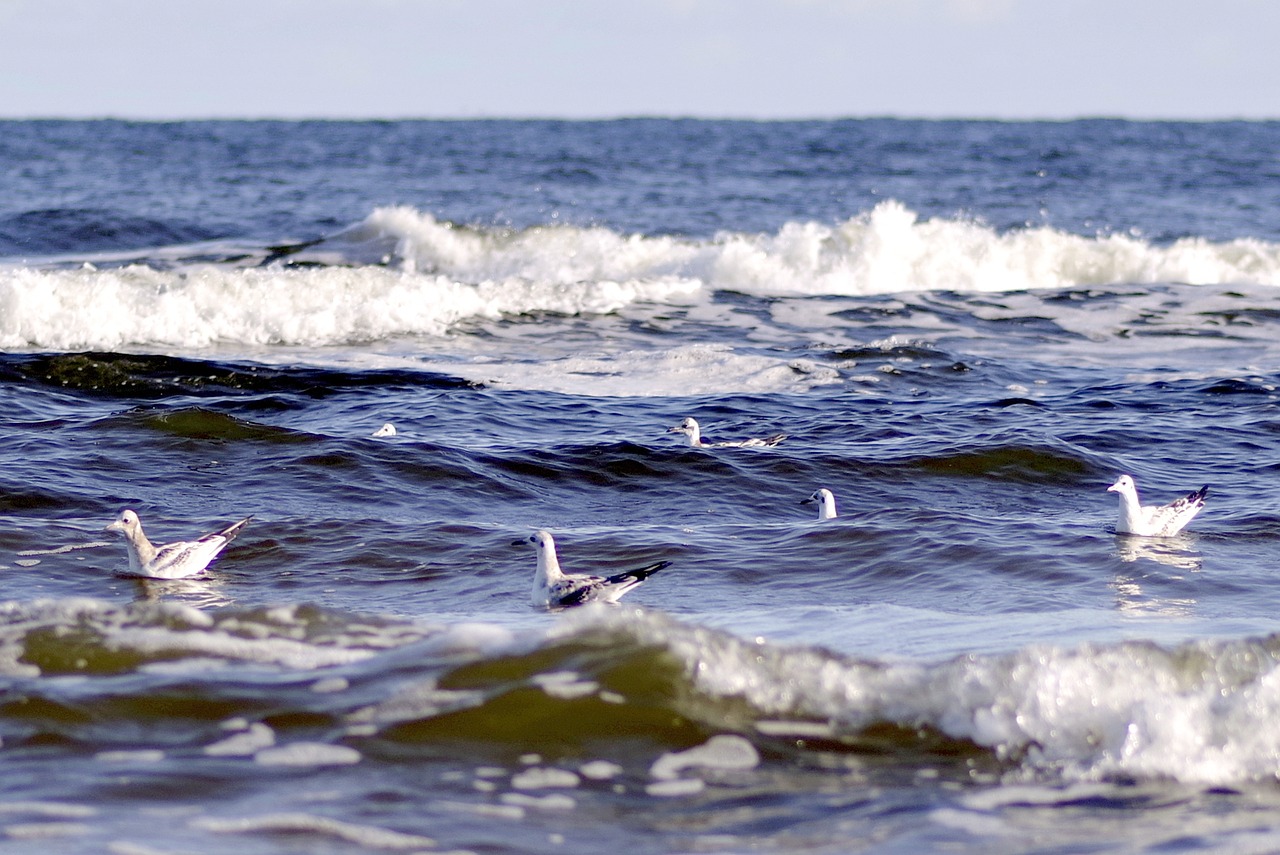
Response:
101,510,668,609
801,475,1209,537
102,473,1207,608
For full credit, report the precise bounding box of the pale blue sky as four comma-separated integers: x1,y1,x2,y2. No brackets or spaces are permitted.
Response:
0,0,1274,120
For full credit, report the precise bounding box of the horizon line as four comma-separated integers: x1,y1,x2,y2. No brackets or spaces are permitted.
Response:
1,112,1277,124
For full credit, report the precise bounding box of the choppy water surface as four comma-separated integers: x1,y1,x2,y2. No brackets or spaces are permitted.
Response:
4,119,1280,853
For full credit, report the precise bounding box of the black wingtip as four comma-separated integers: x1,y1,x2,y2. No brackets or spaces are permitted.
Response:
221,516,253,541
612,560,672,584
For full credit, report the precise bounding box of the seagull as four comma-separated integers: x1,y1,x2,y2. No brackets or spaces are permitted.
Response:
105,510,252,579
667,417,786,449
515,530,672,608
1106,475,1207,537
371,423,397,437
802,488,838,520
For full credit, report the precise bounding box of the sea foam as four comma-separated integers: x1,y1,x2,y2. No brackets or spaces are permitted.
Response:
4,202,1280,352
564,608,1280,787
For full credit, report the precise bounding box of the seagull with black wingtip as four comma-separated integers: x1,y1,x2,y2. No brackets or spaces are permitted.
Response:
516,530,671,608
105,509,252,579
1106,475,1207,537
668,417,785,448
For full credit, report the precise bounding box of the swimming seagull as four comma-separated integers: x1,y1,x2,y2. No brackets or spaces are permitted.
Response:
516,530,672,608
104,510,252,579
371,423,397,437
667,417,786,448
1106,475,1208,537
802,488,838,520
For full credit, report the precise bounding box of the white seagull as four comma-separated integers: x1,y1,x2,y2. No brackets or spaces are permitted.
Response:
1106,475,1208,537
667,417,786,449
105,510,252,579
516,530,672,608
802,488,838,520
371,422,397,437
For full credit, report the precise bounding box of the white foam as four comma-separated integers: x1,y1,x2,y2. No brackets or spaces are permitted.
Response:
0,802,97,819
360,204,1280,297
446,343,842,397
204,723,275,757
498,792,576,811
0,261,696,351
578,760,623,780
649,735,760,781
6,203,1280,352
572,609,1280,787
510,767,581,790
94,750,165,764
3,822,90,840
252,742,361,767
645,778,706,797
191,813,434,850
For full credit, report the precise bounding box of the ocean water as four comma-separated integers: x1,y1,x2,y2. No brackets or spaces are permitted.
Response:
4,119,1280,853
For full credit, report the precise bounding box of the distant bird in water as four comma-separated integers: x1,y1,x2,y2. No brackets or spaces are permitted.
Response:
668,417,785,448
1106,475,1207,537
371,422,397,437
516,530,671,608
802,488,838,520
105,510,252,579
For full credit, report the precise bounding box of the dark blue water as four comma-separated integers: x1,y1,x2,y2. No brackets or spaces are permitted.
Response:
4,119,1280,854
4,119,1280,252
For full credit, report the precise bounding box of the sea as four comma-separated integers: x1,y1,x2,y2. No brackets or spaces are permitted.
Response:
3,118,1280,854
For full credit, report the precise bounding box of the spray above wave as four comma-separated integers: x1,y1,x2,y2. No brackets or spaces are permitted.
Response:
5,202,1280,351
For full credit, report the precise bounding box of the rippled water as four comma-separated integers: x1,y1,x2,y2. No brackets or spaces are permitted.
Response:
4,119,1280,853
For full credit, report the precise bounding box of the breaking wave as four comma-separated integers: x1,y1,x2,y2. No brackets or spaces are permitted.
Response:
6,599,1280,788
4,202,1280,351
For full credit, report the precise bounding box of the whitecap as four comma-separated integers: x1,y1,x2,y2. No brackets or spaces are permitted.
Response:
649,735,760,781
190,812,434,850
252,742,361,767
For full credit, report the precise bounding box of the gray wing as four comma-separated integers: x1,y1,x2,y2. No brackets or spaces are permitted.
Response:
550,561,672,607
147,537,227,577
712,433,786,448
548,574,611,607
1147,486,1208,535
147,517,252,578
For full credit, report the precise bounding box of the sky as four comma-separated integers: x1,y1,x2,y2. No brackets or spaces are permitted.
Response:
0,0,1275,120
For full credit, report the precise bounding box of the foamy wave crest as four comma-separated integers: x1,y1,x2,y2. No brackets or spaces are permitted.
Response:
571,609,1280,786
363,203,1280,296
7,202,1280,351
443,343,842,396
0,263,698,350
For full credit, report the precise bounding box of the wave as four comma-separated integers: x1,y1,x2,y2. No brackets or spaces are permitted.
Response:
4,202,1280,351
5,600,1280,787
0,352,476,399
421,608,1280,787
323,203,1280,296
